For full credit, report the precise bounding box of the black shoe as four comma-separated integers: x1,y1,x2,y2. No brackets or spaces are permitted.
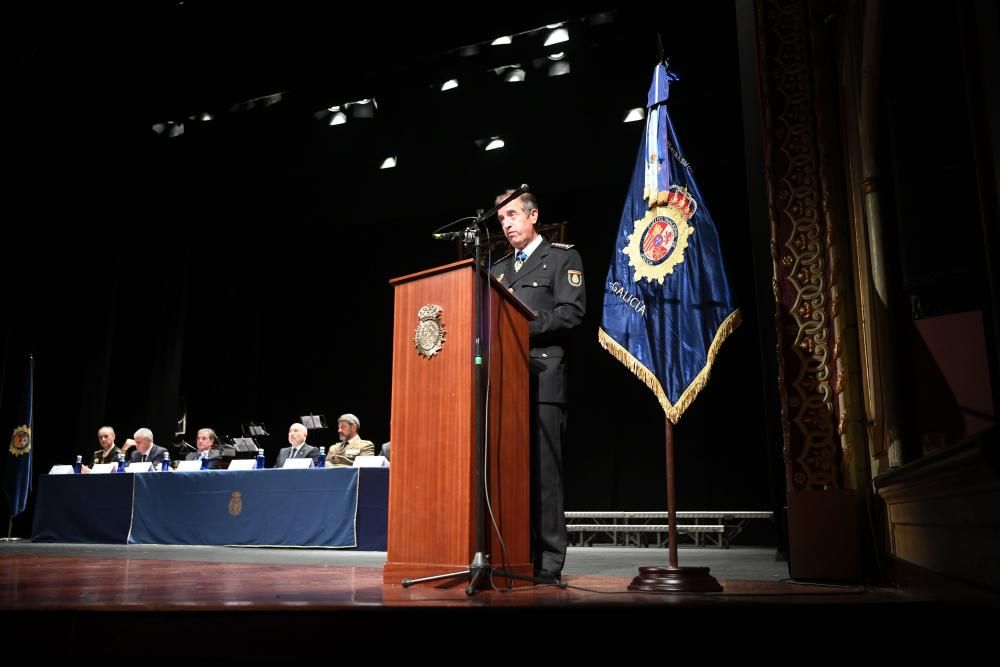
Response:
534,569,562,583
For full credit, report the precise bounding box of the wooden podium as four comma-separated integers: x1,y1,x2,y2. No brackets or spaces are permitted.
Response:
383,259,534,586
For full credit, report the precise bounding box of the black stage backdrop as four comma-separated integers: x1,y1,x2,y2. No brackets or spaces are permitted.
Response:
3,2,780,537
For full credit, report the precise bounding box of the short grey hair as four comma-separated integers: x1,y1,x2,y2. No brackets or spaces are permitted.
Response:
495,189,538,214
338,413,360,428
134,428,154,442
197,428,218,444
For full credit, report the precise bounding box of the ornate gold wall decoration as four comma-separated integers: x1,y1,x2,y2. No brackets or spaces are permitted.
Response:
759,0,846,491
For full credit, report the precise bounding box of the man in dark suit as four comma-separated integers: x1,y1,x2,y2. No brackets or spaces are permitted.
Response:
128,427,168,466
275,422,320,468
490,189,586,583
184,427,223,468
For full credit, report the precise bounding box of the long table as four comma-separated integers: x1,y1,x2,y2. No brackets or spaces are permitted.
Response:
31,467,388,550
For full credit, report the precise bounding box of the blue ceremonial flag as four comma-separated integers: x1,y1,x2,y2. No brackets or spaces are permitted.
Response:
599,63,740,423
3,355,34,517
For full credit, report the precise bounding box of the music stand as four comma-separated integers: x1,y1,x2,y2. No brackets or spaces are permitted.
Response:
231,437,259,457
300,414,328,430
243,423,269,437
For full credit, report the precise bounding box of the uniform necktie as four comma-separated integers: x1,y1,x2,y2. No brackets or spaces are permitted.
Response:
514,250,528,272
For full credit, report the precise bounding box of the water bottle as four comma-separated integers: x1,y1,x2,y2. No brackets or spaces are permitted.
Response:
117,457,127,473
256,448,265,469
73,455,82,474
161,453,171,472
317,446,326,468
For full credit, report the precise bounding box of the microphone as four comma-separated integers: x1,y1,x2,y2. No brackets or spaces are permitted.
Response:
432,230,467,240
432,226,477,241
431,184,528,240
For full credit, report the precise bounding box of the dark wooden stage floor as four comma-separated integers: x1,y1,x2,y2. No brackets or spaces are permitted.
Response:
0,544,991,653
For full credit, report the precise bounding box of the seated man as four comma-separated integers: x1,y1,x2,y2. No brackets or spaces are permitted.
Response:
276,422,320,468
326,414,375,467
378,441,390,461
128,428,168,466
86,425,122,471
184,428,223,468
120,438,137,460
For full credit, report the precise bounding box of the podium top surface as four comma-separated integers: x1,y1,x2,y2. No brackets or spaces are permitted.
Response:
390,259,536,320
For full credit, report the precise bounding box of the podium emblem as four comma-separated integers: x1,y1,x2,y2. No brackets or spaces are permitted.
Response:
414,304,446,358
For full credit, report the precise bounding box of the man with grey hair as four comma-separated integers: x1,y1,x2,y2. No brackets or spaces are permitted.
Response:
120,438,137,459
490,188,586,583
276,422,320,468
128,427,168,465
326,413,375,466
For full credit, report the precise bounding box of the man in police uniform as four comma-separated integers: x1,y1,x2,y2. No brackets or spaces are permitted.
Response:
490,189,585,583
92,425,122,466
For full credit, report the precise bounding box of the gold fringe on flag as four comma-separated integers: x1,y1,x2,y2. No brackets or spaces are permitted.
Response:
598,308,742,424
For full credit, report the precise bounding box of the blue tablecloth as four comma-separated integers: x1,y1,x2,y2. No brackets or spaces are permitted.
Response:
32,467,388,550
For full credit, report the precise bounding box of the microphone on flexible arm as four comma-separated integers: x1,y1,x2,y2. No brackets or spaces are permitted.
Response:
476,184,532,229
431,230,469,240
482,183,529,223
430,184,529,241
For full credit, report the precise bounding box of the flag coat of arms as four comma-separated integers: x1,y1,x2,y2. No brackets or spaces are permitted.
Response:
599,63,740,423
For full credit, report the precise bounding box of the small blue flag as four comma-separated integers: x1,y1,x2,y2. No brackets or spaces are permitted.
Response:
599,63,740,423
3,355,34,517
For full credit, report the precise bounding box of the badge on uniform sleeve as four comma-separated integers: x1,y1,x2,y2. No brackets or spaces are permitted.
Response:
568,270,583,287
497,273,505,283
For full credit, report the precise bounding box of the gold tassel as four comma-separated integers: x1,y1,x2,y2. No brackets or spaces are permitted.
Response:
598,308,741,424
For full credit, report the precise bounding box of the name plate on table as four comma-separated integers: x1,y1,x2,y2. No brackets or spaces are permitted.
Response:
353,456,389,468
282,458,314,469
126,462,154,473
90,463,116,474
175,460,203,472
227,459,257,471
49,465,75,475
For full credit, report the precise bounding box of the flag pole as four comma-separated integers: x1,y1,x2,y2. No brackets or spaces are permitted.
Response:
666,417,678,569
627,417,722,592
602,56,739,593
1,515,25,542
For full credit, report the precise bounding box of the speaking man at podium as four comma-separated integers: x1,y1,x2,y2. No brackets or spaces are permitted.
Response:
489,189,585,583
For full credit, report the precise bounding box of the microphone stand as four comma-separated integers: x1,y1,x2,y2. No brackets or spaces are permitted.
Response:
429,185,528,241
406,186,565,594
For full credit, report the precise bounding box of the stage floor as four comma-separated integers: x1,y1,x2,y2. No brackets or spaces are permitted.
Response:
0,542,888,608
1,542,990,652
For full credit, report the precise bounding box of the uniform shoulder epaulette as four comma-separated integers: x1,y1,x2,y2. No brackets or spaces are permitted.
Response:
550,242,575,250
